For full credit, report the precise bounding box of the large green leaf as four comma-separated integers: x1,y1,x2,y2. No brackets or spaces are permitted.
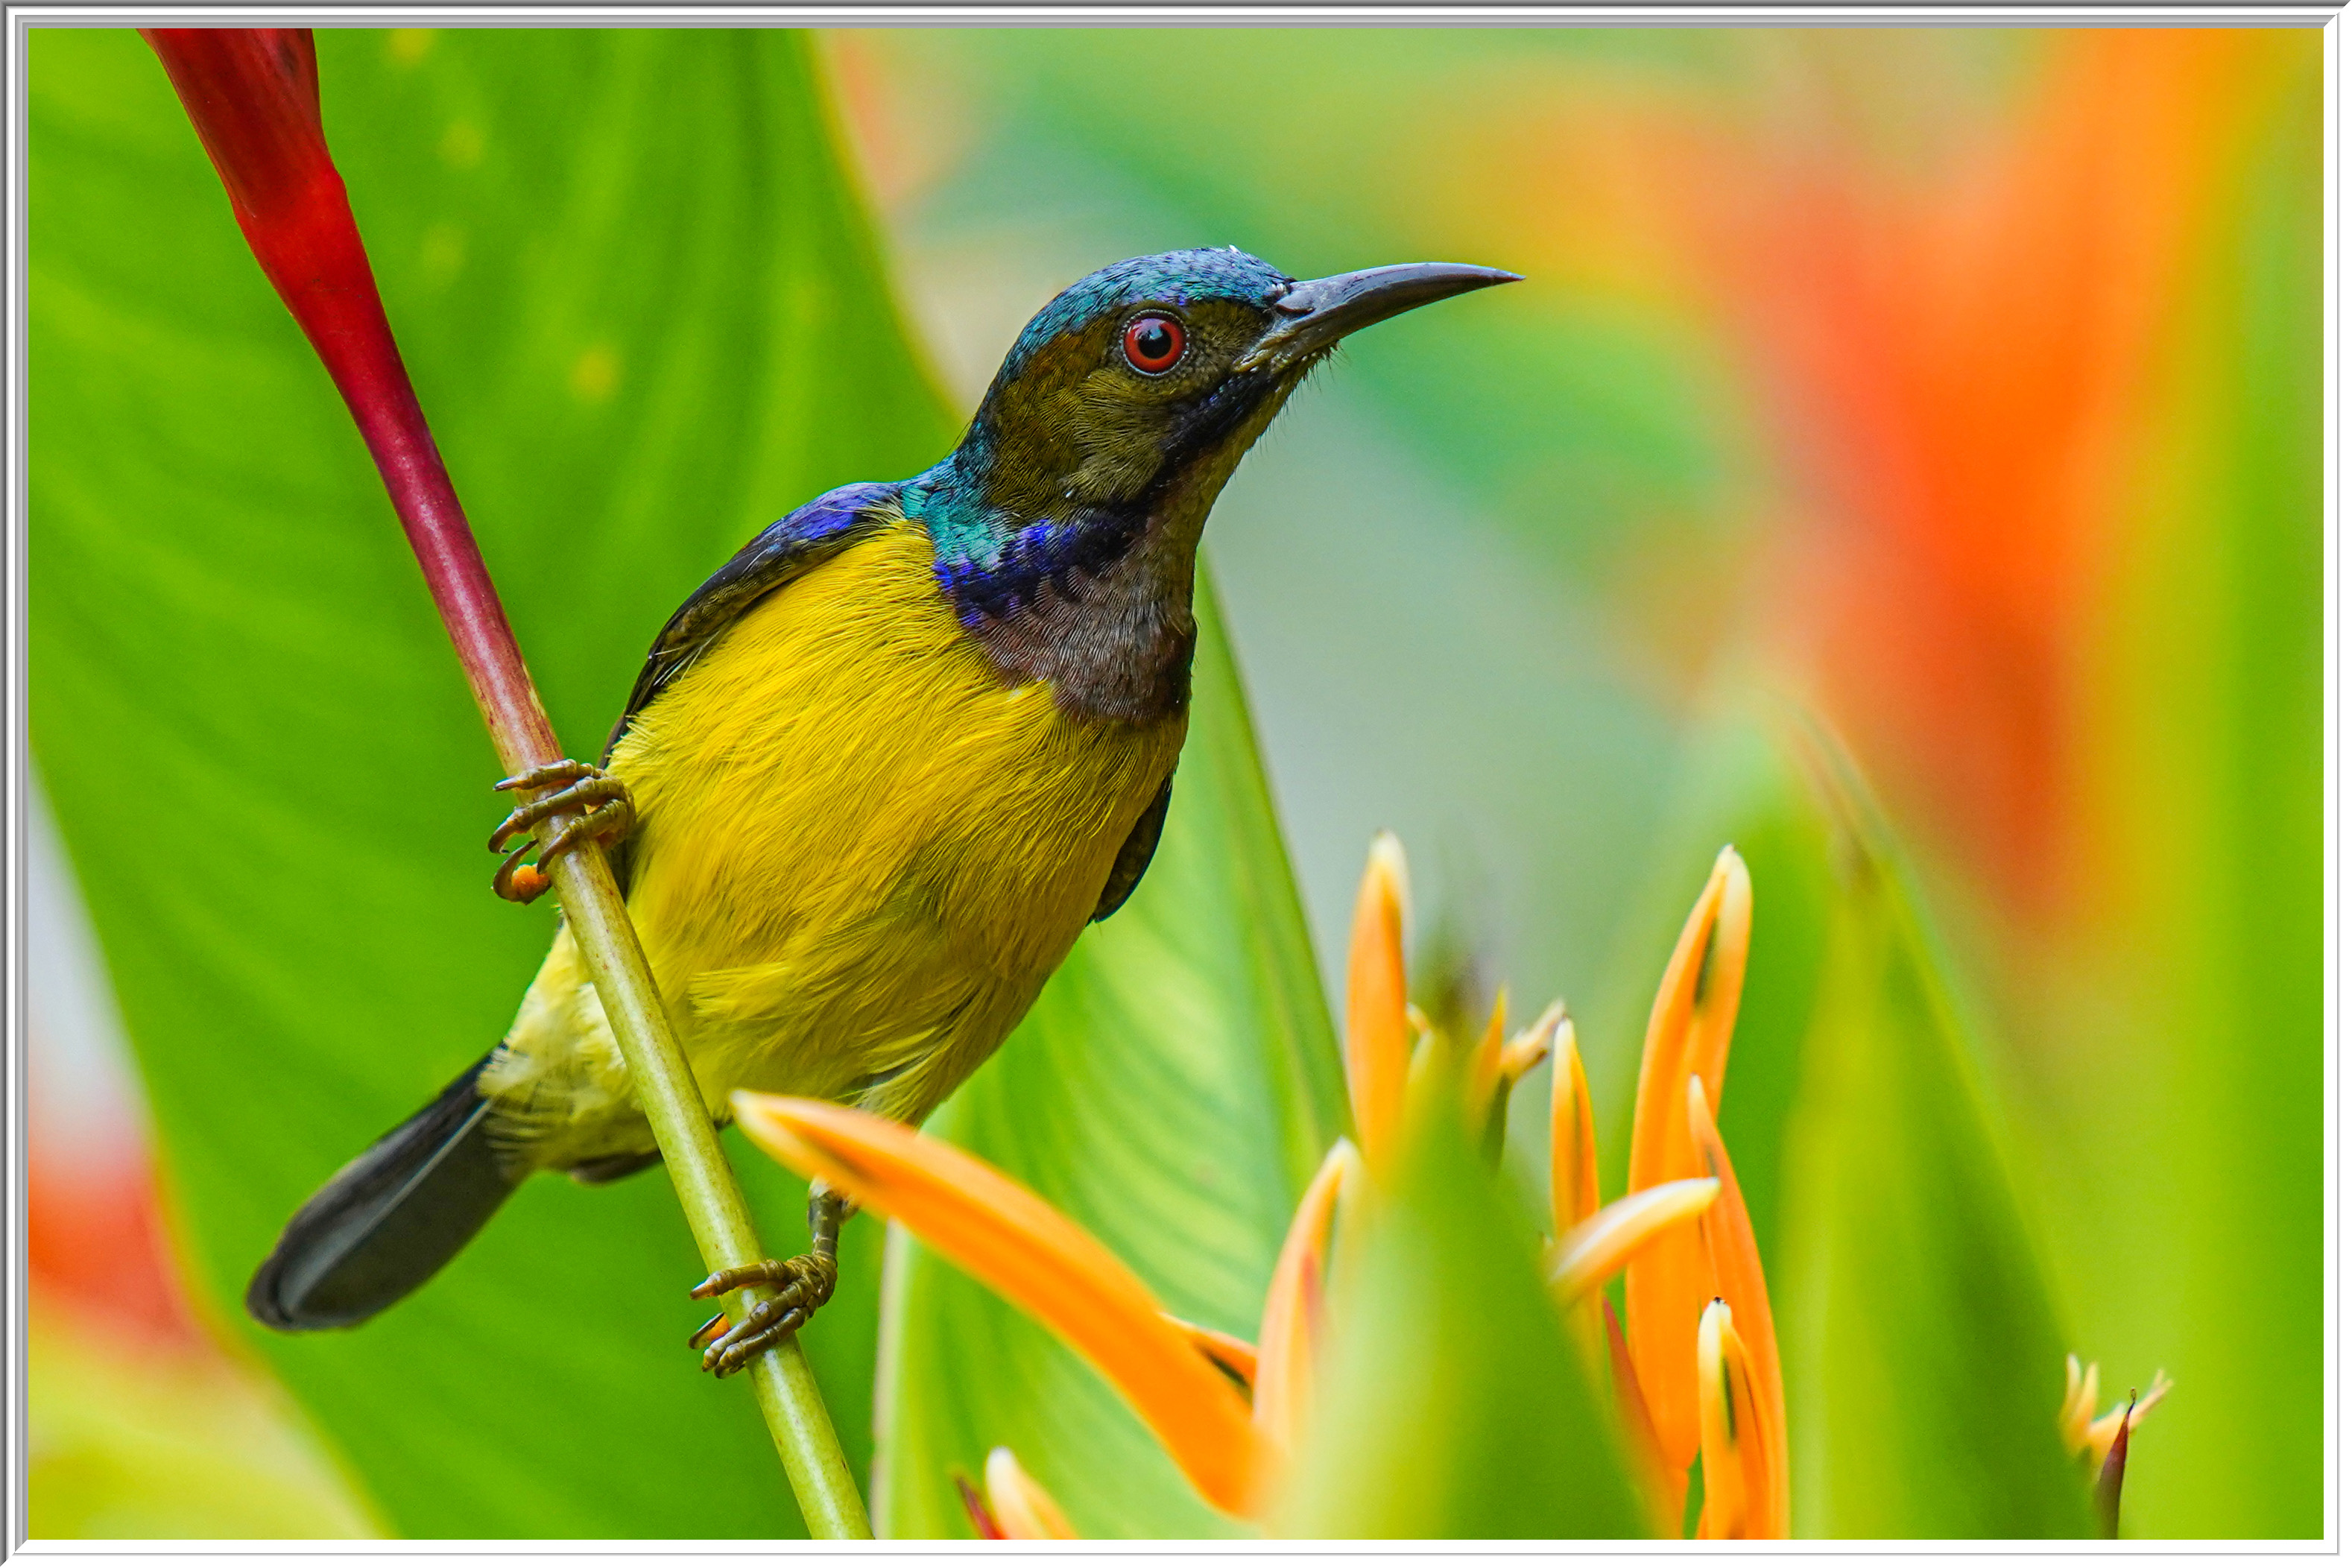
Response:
31,27,952,1537
872,582,1350,1538
1770,736,2090,1538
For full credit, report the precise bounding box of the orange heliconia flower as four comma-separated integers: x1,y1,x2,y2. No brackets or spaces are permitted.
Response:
735,835,1779,1537
1622,847,1757,1507
1549,846,1786,1537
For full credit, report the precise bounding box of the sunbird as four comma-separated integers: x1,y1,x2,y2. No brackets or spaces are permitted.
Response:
248,248,1515,1369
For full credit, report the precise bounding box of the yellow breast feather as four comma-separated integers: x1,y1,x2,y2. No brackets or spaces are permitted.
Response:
483,520,1184,1169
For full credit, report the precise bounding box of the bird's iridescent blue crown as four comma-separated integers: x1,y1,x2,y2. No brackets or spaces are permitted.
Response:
993,247,1292,383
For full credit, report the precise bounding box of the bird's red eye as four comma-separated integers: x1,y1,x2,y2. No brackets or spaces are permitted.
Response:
1122,314,1185,374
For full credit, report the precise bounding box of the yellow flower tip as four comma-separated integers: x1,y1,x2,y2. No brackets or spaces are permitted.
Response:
1163,1313,1258,1392
1547,1177,1720,1304
1345,834,1414,1171
1498,999,1564,1089
1695,1299,1776,1539
2059,1355,2099,1450
1549,1021,1600,1235
1695,1302,1742,1537
1708,843,1751,930
1368,828,1411,914
984,1447,1080,1540
1684,847,1754,1102
730,1092,1265,1517
1636,858,1731,1123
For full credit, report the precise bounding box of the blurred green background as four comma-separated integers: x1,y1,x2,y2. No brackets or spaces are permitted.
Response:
28,25,2318,1540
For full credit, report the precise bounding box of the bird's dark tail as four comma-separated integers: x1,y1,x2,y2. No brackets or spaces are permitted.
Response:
247,1052,522,1331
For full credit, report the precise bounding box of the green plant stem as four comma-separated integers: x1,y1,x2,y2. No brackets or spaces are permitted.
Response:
552,846,871,1537
142,26,871,1540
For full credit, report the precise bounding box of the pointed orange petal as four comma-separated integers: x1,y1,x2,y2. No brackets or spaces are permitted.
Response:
1625,847,1751,1470
1464,987,1509,1123
1604,1297,1686,1537
984,1448,1079,1540
1546,1177,1719,1305
1549,1021,1599,1236
1344,833,1412,1171
1630,851,1734,1182
1687,1078,1786,1538
733,1093,1267,1517
1695,1300,1772,1540
1254,1139,1363,1464
1681,850,1752,1108
1163,1314,1257,1391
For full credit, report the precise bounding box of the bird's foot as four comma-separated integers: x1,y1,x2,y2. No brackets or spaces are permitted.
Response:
487,759,635,904
686,1251,838,1377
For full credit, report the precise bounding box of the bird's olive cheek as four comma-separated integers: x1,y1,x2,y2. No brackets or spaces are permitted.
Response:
1056,381,1178,490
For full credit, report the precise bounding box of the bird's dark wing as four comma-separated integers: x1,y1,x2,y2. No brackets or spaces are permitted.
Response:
601,481,902,763
598,481,899,895
1093,771,1175,922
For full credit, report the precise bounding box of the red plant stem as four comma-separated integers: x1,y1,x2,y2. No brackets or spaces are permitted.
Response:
2093,1395,2134,1540
143,28,554,772
142,29,870,1538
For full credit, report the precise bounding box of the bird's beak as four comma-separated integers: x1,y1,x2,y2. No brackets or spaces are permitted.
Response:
1239,262,1521,372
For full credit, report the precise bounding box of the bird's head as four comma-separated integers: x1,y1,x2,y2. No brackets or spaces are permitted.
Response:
920,248,1519,543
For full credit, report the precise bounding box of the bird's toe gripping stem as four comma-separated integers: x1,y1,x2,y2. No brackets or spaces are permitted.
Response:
686,1189,848,1377
487,759,635,904
687,1249,839,1378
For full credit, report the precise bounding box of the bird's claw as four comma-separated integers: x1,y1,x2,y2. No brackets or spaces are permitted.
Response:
687,1252,839,1376
487,759,636,904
